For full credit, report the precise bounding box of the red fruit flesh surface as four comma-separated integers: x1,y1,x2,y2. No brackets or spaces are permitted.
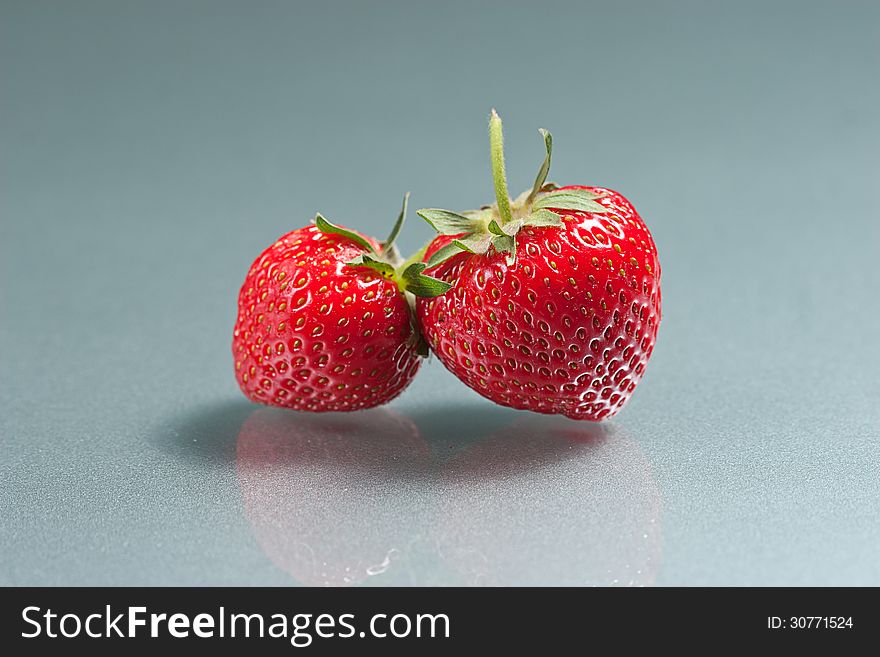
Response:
233,225,420,411
417,186,661,421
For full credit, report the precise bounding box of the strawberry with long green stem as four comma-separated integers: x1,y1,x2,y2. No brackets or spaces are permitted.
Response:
415,111,662,421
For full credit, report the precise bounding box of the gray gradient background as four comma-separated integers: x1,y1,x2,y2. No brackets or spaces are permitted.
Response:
2,0,879,586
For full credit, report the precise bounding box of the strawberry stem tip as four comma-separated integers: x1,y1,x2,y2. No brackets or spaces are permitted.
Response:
527,128,553,206
378,191,408,266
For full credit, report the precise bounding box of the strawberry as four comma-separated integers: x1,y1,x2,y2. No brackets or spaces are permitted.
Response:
416,111,661,420
233,195,450,412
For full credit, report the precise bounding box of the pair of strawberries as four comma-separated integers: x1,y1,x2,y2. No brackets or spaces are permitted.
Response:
233,111,662,421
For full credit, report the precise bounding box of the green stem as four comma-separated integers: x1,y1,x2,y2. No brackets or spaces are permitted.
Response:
488,109,513,225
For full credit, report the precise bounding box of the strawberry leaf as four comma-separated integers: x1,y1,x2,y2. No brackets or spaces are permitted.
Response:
347,254,396,278
524,209,564,227
533,189,608,214
489,217,525,236
314,213,376,253
417,209,482,236
400,262,453,298
487,219,505,236
381,192,409,253
491,234,517,266
453,233,493,254
504,219,524,235
528,128,553,203
425,241,467,269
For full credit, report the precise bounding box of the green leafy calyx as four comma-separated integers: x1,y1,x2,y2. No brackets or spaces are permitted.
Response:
314,194,452,300
416,110,611,267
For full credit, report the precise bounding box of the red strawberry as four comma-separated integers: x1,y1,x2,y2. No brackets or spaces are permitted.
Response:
416,111,661,420
233,195,450,412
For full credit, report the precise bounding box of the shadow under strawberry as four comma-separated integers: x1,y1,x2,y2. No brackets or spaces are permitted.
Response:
147,398,255,465
432,415,663,586
406,402,608,475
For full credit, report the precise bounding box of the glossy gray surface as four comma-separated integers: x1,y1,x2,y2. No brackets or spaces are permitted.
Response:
2,0,878,586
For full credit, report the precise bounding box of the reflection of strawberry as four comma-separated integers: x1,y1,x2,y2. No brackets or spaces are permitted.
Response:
434,416,662,586
233,195,449,412
416,111,661,420
236,408,432,586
